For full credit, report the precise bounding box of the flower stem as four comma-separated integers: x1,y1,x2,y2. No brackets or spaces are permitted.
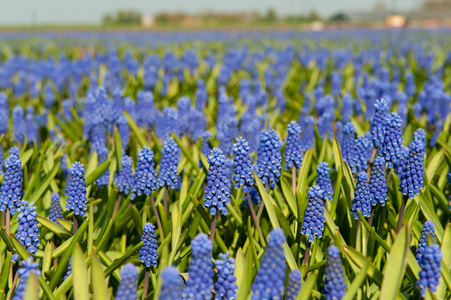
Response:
210,214,217,242
397,195,408,233
292,166,296,196
366,207,376,241
150,194,165,241
246,192,265,246
163,186,168,216
303,241,311,266
112,193,122,219
142,267,150,300
386,167,392,188
355,219,361,248
6,208,10,237
73,215,78,235
256,183,269,221
367,148,377,175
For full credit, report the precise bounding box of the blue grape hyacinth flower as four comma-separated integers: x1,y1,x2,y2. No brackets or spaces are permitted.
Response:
204,148,231,216
49,192,63,225
301,185,326,243
130,146,158,200
215,252,238,300
284,121,303,170
342,122,356,165
160,266,183,300
316,162,333,201
256,129,282,190
416,221,436,262
139,223,159,267
251,228,286,300
286,270,302,300
12,258,41,300
114,154,133,195
0,92,8,136
417,244,443,295
399,139,425,199
95,147,110,187
65,162,87,217
300,116,315,152
13,105,25,143
116,263,138,300
381,112,404,168
370,99,388,148
323,245,346,300
157,137,180,190
0,152,23,215
233,137,254,193
351,172,371,219
16,200,40,254
351,135,371,174
368,156,387,207
183,233,214,300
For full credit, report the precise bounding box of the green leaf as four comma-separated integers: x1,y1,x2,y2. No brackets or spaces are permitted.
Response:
49,218,89,290
0,252,12,299
426,148,444,184
342,260,368,300
296,271,318,300
20,149,34,168
124,111,147,147
72,244,89,300
253,171,279,228
0,229,14,252
104,242,143,278
24,273,39,300
379,225,410,300
85,159,111,186
236,250,253,300
92,255,108,300
37,216,72,239
131,205,143,236
114,127,123,173
28,161,60,204
280,178,298,219
42,242,53,276
343,246,383,286
417,193,444,242
437,223,451,298
171,133,200,173
11,235,31,260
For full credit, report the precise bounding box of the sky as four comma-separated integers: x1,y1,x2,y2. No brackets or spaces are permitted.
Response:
0,0,420,25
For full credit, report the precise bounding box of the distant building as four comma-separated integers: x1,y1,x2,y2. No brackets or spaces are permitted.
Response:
141,16,155,28
385,15,407,28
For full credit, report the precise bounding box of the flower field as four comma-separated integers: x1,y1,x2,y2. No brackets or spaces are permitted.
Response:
0,29,451,299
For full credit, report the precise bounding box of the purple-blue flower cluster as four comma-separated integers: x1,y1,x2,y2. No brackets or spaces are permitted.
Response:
130,146,158,200
204,148,231,216
233,137,254,193
139,223,159,267
323,245,346,300
301,185,326,242
284,121,303,170
351,172,371,219
256,129,282,190
65,162,87,217
157,137,180,189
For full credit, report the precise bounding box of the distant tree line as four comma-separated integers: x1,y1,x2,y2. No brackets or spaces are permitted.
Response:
102,10,142,26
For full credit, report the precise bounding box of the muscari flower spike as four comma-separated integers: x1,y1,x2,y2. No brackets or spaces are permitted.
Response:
284,121,303,170
370,99,388,148
16,200,40,254
49,192,63,225
130,146,158,200
95,147,110,187
323,245,346,300
157,137,180,190
215,252,238,300
114,154,133,195
251,228,286,300
368,156,387,207
64,258,72,280
204,148,231,216
317,162,333,201
286,270,302,300
342,122,356,165
300,116,315,152
399,139,425,199
160,266,183,300
0,92,8,136
0,152,23,215
116,263,138,300
416,221,436,262
139,223,159,267
301,185,326,243
233,137,254,193
117,115,130,149
417,244,443,295
351,135,371,174
12,258,41,300
256,129,282,190
351,172,371,219
381,112,404,168
65,162,87,217
13,105,25,143
183,233,214,300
